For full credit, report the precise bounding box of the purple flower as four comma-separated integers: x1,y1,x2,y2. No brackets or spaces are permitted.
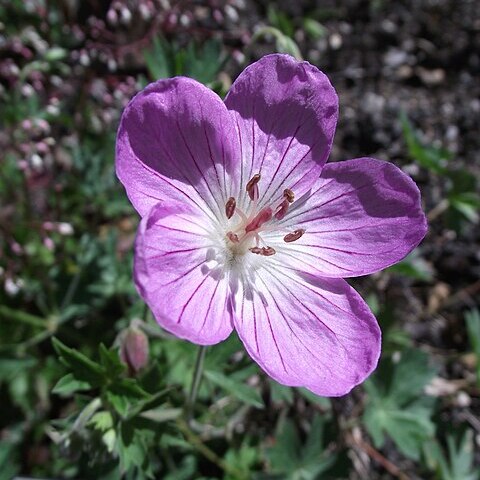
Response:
116,54,427,396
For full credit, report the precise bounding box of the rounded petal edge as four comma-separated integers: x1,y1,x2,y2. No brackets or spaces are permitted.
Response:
116,76,240,218
232,267,381,397
272,157,428,278
224,54,339,209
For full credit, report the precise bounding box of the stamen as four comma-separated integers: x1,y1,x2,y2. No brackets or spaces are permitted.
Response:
274,199,289,220
284,229,305,243
249,246,276,256
246,173,261,201
226,231,239,243
245,207,273,233
284,188,294,203
225,197,236,219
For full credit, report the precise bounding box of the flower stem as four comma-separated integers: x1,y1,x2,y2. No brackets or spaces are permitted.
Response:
185,345,207,422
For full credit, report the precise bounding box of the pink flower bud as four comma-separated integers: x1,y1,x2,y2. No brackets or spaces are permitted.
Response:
120,327,149,374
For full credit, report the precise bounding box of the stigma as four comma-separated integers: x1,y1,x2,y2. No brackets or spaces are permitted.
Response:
224,174,305,259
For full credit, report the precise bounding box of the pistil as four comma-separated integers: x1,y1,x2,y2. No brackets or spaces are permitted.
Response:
245,207,273,233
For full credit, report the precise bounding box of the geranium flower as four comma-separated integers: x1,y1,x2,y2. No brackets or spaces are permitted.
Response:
116,54,427,396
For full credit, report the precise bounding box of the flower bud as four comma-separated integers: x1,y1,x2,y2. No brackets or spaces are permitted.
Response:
120,326,149,374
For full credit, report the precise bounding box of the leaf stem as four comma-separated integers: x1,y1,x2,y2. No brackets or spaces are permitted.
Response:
185,345,207,422
0,305,46,328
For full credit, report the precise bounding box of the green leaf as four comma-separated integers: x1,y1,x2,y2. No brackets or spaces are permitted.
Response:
465,309,480,383
117,423,146,471
387,252,434,282
89,411,114,432
448,169,478,195
52,373,91,396
267,4,295,37
303,18,327,39
204,333,243,370
110,378,150,399
297,388,331,409
424,430,479,480
117,419,157,477
388,349,437,404
0,357,37,383
224,441,258,480
363,349,437,460
252,26,302,60
401,112,451,174
127,387,173,420
449,192,480,223
143,36,174,79
52,337,105,386
445,430,479,480
465,309,480,355
0,439,20,480
267,419,301,471
184,38,226,85
269,379,294,405
266,414,336,479
143,36,226,86
107,391,130,418
204,370,264,408
99,343,126,377
106,380,149,418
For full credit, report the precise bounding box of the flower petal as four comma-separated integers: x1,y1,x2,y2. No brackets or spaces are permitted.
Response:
271,158,428,277
116,77,240,219
224,54,338,210
231,266,380,396
135,202,233,345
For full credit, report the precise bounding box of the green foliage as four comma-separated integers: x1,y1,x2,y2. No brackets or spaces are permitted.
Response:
224,441,259,480
252,26,302,60
302,18,327,40
363,349,437,460
423,430,479,480
267,5,295,37
49,339,175,479
143,37,227,86
401,113,480,229
465,309,480,384
387,252,434,282
204,369,264,409
401,113,451,175
266,414,336,479
269,379,294,405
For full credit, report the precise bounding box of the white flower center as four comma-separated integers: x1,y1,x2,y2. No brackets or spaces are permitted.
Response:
223,173,305,261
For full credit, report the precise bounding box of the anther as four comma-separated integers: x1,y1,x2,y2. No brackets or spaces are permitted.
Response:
246,173,261,201
249,246,276,256
284,229,305,243
225,197,236,219
284,188,294,203
226,231,239,243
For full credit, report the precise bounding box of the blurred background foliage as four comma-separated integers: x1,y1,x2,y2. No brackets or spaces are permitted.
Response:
0,0,479,478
